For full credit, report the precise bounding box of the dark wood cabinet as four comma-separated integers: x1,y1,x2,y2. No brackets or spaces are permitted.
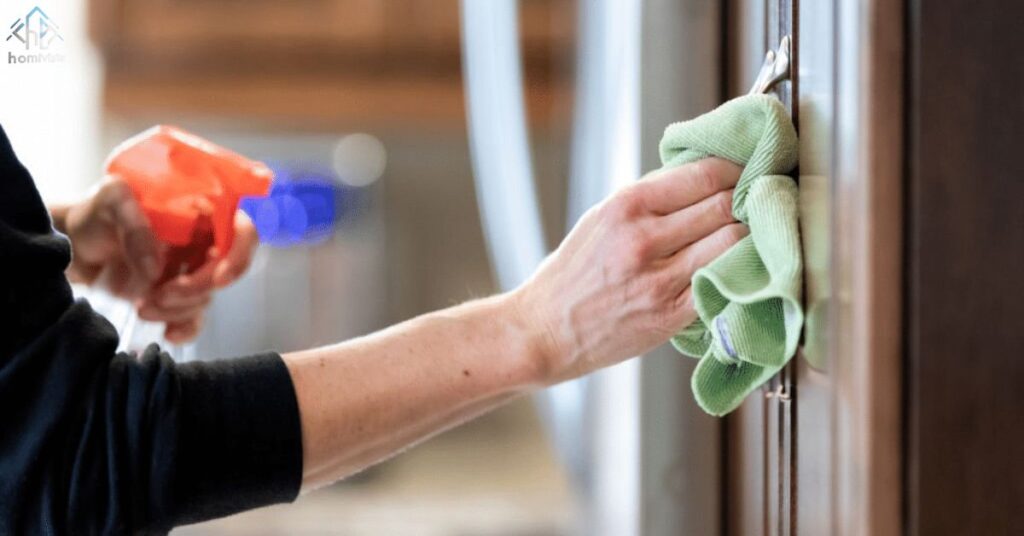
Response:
721,0,905,534
716,0,1024,534
905,1,1024,532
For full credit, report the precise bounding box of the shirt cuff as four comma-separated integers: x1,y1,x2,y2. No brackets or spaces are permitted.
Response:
171,351,303,526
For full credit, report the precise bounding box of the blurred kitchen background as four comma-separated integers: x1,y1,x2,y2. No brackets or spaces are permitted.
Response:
1,0,616,534
0,0,840,533
3,0,771,530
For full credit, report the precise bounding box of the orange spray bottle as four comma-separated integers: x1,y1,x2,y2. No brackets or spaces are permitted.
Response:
104,126,273,354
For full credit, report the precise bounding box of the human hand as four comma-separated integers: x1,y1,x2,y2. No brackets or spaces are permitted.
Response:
62,176,259,343
512,158,747,384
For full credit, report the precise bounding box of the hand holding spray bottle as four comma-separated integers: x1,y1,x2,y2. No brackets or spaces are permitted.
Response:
104,126,272,357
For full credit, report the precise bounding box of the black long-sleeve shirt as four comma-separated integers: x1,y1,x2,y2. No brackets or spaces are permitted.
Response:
0,124,304,535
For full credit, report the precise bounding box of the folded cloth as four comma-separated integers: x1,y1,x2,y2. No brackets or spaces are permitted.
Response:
659,94,802,416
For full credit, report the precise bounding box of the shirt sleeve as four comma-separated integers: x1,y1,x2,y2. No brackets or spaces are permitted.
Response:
0,124,304,535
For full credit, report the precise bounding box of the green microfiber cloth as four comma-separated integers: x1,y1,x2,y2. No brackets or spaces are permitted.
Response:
659,94,802,416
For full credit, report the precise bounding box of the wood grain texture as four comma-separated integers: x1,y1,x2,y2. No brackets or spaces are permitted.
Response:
828,1,906,535
906,0,1024,533
722,1,799,534
726,0,905,533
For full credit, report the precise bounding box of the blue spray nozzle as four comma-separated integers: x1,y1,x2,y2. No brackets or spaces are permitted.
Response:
241,177,338,247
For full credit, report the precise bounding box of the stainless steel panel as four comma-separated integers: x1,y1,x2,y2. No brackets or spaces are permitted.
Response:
639,1,722,535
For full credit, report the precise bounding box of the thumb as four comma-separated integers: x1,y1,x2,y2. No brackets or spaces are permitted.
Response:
213,211,258,288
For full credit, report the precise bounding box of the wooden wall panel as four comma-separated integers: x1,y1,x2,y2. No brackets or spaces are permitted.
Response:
906,0,1024,533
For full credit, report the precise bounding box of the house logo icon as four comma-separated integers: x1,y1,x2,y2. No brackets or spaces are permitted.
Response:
6,6,66,64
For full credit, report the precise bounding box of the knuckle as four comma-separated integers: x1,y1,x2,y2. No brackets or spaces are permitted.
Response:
721,223,748,246
729,223,748,241
103,178,134,203
607,187,645,220
691,159,720,194
624,228,654,265
714,191,735,221
624,241,648,269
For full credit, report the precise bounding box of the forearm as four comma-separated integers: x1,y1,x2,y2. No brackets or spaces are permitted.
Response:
283,292,549,492
278,159,747,493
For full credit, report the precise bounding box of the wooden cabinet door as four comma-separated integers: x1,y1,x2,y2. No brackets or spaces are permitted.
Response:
724,0,903,534
905,0,1024,532
723,2,798,534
